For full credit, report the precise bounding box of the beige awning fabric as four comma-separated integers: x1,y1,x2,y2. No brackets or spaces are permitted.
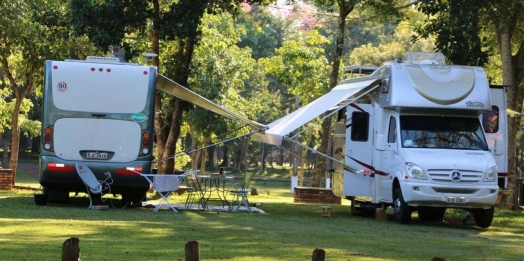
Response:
251,77,381,145
156,74,267,131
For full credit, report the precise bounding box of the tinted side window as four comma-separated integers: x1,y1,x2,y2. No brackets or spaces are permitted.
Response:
351,112,369,142
388,116,397,143
482,106,499,133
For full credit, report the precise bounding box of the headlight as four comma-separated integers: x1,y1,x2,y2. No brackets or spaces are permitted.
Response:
484,165,498,182
405,162,427,180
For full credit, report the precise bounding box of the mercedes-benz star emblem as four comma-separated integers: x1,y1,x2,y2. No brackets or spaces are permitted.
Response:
450,170,461,182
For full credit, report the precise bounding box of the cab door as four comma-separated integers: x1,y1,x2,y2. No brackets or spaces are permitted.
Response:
344,104,374,198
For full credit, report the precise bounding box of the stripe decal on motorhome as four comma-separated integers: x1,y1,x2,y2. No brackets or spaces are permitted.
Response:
347,156,389,176
349,103,366,112
116,167,143,175
498,172,507,177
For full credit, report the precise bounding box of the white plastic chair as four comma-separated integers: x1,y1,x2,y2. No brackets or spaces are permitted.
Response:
75,162,113,209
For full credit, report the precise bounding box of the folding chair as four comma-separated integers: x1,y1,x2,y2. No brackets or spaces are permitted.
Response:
75,162,113,209
229,168,259,212
185,171,208,209
141,173,186,213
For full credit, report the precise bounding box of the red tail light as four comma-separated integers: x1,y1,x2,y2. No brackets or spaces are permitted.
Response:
43,126,53,151
140,131,151,155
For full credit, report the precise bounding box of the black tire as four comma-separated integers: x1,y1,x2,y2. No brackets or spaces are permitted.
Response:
473,207,494,228
393,188,412,224
418,207,446,221
43,187,70,203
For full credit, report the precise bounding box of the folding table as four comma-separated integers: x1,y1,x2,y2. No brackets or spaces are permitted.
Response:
140,174,186,213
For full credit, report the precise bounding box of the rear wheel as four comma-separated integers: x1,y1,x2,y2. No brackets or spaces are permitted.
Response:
43,187,70,203
393,188,412,224
473,207,494,228
418,207,446,221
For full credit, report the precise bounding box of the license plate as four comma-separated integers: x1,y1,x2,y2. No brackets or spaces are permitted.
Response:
446,196,466,203
86,152,108,159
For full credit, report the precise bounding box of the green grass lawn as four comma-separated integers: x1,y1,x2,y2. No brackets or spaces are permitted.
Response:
2,166,524,260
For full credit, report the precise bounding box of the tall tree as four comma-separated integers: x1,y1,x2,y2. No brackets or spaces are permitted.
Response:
308,0,403,187
0,0,86,175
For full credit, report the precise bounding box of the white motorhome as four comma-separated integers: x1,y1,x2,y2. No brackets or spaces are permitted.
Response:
252,52,501,228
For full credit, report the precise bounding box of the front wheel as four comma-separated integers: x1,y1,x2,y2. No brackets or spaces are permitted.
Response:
393,188,412,224
473,207,494,228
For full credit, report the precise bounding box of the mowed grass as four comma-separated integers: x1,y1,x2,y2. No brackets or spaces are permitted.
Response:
1,168,524,260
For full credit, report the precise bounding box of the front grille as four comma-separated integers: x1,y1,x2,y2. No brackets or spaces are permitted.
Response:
427,169,483,183
432,187,478,194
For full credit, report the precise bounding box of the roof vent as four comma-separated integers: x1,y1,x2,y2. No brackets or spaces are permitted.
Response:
405,51,446,65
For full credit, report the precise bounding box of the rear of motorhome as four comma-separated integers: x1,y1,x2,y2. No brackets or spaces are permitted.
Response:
39,57,156,204
253,52,503,228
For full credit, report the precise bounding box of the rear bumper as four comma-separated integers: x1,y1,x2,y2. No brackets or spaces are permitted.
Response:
401,181,498,209
39,156,151,193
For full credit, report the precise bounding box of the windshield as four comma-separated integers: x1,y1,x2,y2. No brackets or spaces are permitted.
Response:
400,115,488,151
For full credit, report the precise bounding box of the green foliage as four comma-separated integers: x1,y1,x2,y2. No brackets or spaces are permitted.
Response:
0,88,39,136
415,0,491,66
186,13,274,138
69,0,149,57
236,5,290,59
348,9,435,66
260,29,331,105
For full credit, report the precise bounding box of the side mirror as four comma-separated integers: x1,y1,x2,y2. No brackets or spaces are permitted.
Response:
376,134,386,151
494,139,504,155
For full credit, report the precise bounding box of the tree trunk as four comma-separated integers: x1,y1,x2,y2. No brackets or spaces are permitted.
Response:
31,136,39,154
498,28,517,209
313,5,351,187
220,145,229,167
206,143,215,169
9,99,22,176
151,0,165,173
199,137,209,174
1,135,9,168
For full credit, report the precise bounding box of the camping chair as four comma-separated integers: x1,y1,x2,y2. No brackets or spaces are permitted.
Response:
145,173,187,213
185,171,208,209
75,162,113,209
229,168,259,212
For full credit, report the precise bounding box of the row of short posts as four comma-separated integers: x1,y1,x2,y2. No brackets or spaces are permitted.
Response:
61,237,327,261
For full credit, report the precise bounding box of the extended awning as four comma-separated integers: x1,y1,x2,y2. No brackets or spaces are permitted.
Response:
252,77,382,145
156,74,267,131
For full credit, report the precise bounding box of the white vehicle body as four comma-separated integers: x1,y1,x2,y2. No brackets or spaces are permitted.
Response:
39,57,156,203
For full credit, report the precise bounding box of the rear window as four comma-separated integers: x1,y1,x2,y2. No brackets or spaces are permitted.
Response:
51,62,151,113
